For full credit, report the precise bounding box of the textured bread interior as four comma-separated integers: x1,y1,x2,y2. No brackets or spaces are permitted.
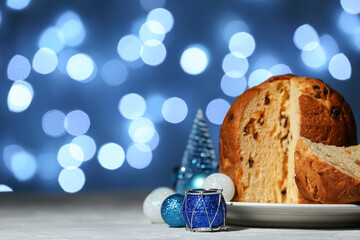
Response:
240,81,289,202
303,137,360,179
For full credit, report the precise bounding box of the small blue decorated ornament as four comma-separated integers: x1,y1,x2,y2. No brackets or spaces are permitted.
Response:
161,194,186,227
186,172,209,191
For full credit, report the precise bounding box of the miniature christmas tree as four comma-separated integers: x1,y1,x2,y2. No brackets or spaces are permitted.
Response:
175,109,218,194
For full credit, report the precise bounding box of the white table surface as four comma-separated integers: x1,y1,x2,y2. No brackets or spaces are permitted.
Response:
0,193,359,240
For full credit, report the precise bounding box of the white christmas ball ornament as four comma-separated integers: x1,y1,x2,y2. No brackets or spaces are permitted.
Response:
143,187,175,223
202,173,235,202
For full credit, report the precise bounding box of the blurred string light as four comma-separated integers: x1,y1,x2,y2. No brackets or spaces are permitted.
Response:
147,8,174,33
128,117,155,143
222,20,250,43
56,11,85,47
42,109,66,137
301,45,327,68
341,0,360,14
6,0,31,10
140,42,167,66
7,55,31,81
66,53,95,82
64,110,91,136
180,45,209,75
0,185,13,192
119,93,146,120
7,80,34,113
118,35,142,62
39,11,85,53
146,130,160,150
206,99,230,125
328,53,351,80
126,144,152,169
72,135,97,161
97,143,125,170
57,143,84,168
139,0,166,12
146,94,166,122
248,69,273,88
32,48,58,74
101,59,128,86
354,29,360,50
37,153,59,181
58,167,85,193
10,150,37,181
254,55,279,70
320,34,339,59
338,11,360,34
39,27,65,53
222,53,249,78
162,97,188,123
269,64,292,76
139,21,165,43
293,24,319,51
220,75,247,97
229,32,256,58
3,145,24,170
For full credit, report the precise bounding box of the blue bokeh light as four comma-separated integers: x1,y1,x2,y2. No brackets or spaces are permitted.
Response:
229,32,256,58
328,53,352,81
32,48,58,74
269,64,292,76
293,24,319,51
220,75,247,97
254,55,279,70
0,184,13,192
354,29,360,51
147,8,174,33
338,11,360,34
180,45,209,75
146,130,160,150
301,45,327,68
341,0,360,15
139,21,165,43
126,144,152,169
119,93,147,120
66,53,95,82
206,99,230,125
320,34,339,60
101,59,128,86
56,11,85,47
3,144,24,171
117,35,142,62
58,167,85,193
97,143,125,170
64,110,91,136
39,27,65,53
7,55,31,81
128,117,155,143
7,80,34,113
42,109,66,137
223,20,250,43
11,151,37,181
140,42,167,66
57,143,83,168
222,53,249,78
57,49,78,74
248,69,273,88
162,97,188,124
72,135,97,161
7,0,31,10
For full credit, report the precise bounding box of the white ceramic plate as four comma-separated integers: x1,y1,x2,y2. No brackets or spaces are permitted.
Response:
226,202,360,228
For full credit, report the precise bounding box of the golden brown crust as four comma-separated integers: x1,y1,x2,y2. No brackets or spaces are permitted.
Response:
295,138,360,204
219,74,357,203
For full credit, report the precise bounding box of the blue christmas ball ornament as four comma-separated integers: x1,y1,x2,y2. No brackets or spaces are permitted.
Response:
161,194,186,227
186,172,209,190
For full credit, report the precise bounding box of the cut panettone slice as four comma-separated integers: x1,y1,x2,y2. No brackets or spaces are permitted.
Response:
295,137,360,204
